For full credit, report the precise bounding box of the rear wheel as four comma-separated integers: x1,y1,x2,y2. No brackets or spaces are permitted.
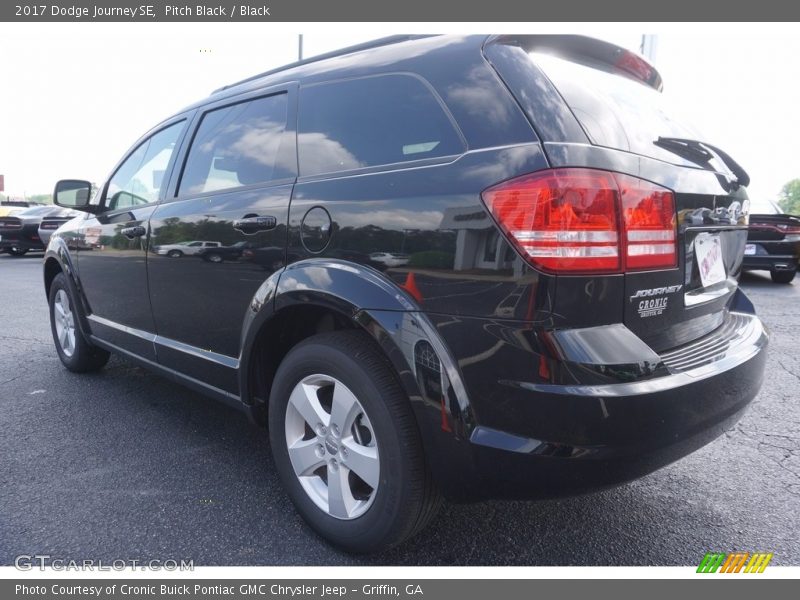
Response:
771,267,796,284
268,330,441,553
48,273,110,372
8,247,28,256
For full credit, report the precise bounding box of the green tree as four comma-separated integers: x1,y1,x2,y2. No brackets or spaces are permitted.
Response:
778,179,800,215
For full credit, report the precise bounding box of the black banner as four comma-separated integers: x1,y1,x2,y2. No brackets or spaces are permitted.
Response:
2,0,800,21
4,579,798,600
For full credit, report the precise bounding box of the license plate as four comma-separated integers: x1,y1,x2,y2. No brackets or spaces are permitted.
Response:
695,233,727,287
744,243,757,256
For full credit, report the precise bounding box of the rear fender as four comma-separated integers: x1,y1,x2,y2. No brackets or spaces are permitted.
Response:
239,259,478,496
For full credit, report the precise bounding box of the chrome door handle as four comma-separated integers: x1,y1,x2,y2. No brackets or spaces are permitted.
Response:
233,216,277,234
120,225,146,239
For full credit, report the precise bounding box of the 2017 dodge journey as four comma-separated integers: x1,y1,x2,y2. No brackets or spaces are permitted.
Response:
44,34,768,553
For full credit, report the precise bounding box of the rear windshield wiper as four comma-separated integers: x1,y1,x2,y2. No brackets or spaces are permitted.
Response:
654,137,750,188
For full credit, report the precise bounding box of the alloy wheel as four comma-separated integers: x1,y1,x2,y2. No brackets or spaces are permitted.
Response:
284,374,380,520
53,289,76,357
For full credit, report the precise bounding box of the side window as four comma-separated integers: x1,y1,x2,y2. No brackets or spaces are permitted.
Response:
179,93,290,196
298,74,464,177
106,121,185,211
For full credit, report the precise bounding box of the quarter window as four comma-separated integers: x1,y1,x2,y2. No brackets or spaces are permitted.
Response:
106,121,185,211
179,93,290,195
298,74,464,176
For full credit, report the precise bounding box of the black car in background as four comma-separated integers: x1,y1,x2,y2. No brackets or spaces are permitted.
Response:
0,205,68,256
44,35,767,552
38,209,81,247
742,198,800,283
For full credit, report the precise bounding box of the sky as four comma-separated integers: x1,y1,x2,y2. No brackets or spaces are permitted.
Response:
0,23,798,202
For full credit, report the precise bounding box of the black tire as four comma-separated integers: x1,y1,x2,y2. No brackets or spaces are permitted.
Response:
167,249,183,258
770,268,796,284
268,330,441,553
8,247,28,256
206,252,223,263
48,273,110,372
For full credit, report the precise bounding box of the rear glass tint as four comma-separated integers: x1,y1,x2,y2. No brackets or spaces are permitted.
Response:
298,74,464,176
532,53,704,166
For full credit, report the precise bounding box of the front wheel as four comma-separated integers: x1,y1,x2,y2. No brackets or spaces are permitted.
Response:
268,330,441,553
167,249,183,258
49,273,110,372
7,247,28,256
771,268,796,284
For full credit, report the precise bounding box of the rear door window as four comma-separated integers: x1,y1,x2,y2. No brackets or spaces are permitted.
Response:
179,93,291,196
298,74,465,176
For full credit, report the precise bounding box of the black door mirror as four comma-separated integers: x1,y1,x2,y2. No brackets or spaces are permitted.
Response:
54,179,94,211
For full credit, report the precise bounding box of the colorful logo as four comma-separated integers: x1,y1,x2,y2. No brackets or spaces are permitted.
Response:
697,552,773,573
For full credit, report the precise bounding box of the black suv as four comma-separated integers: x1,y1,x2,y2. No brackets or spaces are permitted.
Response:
44,35,768,553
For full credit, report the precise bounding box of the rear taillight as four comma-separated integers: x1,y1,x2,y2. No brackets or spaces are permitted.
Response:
481,168,677,274
617,174,677,270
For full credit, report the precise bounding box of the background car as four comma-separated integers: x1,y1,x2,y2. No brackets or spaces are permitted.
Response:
0,200,46,217
743,198,800,283
369,252,410,267
0,205,65,256
153,240,222,257
197,241,250,263
37,208,81,247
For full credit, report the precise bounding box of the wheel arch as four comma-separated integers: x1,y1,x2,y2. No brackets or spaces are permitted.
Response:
239,259,474,444
43,241,94,340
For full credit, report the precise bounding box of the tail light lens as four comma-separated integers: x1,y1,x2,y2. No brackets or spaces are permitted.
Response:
482,168,676,274
617,174,677,270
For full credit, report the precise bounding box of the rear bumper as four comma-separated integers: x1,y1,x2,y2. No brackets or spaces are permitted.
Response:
423,307,768,500
742,254,797,271
742,240,799,271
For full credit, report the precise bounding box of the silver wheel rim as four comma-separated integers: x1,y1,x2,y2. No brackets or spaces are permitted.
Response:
284,374,380,520
53,289,76,357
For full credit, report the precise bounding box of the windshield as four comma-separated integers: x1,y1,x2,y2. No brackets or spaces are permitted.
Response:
532,53,708,167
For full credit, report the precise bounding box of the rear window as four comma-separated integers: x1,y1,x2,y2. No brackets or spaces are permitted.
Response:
298,74,464,176
749,198,782,215
532,53,704,166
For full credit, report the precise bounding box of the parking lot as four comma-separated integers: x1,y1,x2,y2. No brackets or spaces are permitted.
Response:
0,252,798,566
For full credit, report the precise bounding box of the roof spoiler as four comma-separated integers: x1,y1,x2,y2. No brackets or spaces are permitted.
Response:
486,35,663,92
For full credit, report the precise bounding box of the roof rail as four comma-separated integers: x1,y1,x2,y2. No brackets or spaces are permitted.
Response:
212,35,435,94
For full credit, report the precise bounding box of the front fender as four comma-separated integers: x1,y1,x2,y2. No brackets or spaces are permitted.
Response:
43,237,93,340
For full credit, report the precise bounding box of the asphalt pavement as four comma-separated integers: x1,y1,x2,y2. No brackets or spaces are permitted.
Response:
1,252,798,566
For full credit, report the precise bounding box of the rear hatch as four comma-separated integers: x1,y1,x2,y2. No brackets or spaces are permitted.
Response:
485,36,751,352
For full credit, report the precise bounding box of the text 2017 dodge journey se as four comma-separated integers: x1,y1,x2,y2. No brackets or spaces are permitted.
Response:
45,35,768,553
